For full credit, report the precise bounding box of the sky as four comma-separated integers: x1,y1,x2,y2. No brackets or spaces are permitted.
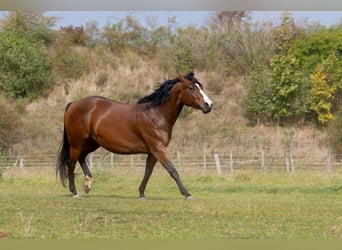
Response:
44,11,342,29
0,11,341,29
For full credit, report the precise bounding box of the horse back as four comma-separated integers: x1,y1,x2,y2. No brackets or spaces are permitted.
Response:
65,96,149,154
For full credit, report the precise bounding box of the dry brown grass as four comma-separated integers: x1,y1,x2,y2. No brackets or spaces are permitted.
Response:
9,52,329,162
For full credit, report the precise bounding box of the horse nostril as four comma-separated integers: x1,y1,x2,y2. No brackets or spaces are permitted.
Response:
203,102,212,113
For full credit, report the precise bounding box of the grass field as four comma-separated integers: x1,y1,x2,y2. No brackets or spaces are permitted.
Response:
1,166,342,239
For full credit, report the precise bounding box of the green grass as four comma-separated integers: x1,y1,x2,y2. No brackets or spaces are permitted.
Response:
1,167,342,239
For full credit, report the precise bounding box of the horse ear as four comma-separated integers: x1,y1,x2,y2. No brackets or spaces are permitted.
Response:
178,73,186,82
187,71,194,77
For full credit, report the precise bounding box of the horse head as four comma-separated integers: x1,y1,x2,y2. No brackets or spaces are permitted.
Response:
178,73,213,113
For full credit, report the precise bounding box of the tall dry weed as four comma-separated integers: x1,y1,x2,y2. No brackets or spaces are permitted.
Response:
7,51,330,163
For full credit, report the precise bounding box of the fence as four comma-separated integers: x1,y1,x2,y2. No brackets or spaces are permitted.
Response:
1,149,342,174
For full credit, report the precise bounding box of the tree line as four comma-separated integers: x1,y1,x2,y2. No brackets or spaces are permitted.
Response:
0,11,341,152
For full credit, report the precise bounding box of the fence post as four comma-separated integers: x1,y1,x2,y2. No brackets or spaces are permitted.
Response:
19,158,24,169
285,154,289,173
327,147,332,172
203,145,207,170
261,151,265,173
177,151,181,169
130,155,134,168
214,153,222,175
290,151,295,173
110,153,114,168
229,150,234,174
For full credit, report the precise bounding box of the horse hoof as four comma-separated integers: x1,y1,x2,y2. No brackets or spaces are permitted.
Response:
185,195,195,201
83,177,92,194
73,193,81,198
83,184,91,194
138,197,147,201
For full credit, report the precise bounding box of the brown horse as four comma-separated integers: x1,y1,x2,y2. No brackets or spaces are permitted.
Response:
56,72,213,199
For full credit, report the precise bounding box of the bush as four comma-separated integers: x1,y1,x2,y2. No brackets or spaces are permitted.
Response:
309,64,336,126
206,12,276,74
171,27,196,73
0,96,22,153
245,62,272,125
328,109,342,154
0,11,56,45
0,31,52,99
95,72,108,88
321,49,342,111
60,25,88,46
102,15,149,55
269,54,307,123
289,26,342,75
54,49,89,81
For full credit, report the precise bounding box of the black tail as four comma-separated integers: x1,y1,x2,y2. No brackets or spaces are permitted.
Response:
56,103,72,187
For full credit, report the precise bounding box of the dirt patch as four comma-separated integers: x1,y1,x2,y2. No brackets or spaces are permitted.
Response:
0,231,9,238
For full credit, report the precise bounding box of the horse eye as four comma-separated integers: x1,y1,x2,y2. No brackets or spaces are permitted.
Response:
188,86,194,91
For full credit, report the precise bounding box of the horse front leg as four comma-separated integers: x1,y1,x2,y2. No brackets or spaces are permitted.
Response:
163,161,194,200
152,147,194,200
138,154,158,199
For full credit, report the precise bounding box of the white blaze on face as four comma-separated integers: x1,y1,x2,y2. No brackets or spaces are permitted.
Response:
195,83,213,107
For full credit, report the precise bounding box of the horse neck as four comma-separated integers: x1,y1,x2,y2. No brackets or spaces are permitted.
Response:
158,84,184,126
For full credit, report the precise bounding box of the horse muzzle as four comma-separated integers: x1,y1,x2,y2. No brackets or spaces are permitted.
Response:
202,102,212,113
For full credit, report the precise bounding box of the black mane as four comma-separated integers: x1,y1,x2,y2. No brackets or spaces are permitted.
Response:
137,72,199,107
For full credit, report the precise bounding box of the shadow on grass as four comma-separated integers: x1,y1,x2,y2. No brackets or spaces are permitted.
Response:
200,184,342,195
57,193,181,201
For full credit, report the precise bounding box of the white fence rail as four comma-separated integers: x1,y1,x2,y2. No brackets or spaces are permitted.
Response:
1,150,342,174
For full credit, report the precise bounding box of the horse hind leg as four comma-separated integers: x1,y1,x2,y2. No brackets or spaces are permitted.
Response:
68,147,83,197
78,156,93,194
67,159,80,197
84,176,92,194
79,140,100,194
138,154,158,199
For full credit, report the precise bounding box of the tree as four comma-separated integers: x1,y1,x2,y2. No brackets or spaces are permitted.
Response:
328,109,342,154
212,11,250,27
0,97,22,153
309,64,336,125
270,54,306,123
207,11,276,74
102,15,149,54
0,31,52,99
0,11,56,44
268,12,307,124
84,20,101,47
289,26,342,75
60,25,88,46
273,12,300,53
245,62,272,125
322,46,342,110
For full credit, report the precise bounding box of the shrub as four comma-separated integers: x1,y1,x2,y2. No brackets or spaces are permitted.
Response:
0,11,56,44
289,26,342,76
321,49,342,111
54,49,89,81
60,25,88,46
328,109,342,154
269,54,307,123
0,96,22,153
0,31,52,99
273,12,300,53
102,15,148,55
245,62,272,125
206,12,276,74
95,72,108,88
309,64,336,126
